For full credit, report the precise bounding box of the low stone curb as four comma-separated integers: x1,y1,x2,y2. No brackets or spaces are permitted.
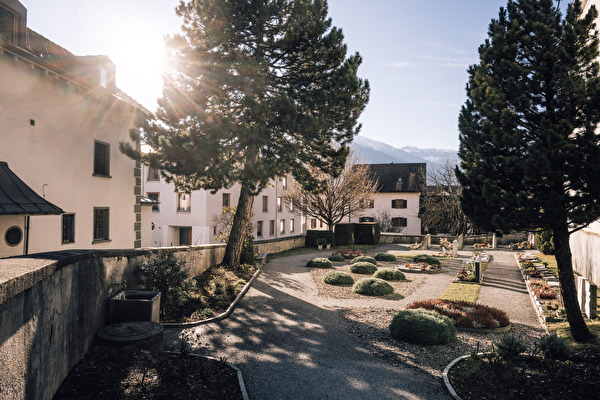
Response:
442,354,467,400
161,264,263,329
164,352,249,400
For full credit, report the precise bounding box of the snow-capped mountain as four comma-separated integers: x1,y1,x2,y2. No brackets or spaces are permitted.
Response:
350,136,459,173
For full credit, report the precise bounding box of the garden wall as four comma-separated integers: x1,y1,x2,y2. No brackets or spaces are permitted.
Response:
379,232,528,246
570,229,600,287
0,236,302,400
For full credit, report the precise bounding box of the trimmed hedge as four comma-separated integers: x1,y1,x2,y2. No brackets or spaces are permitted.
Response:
349,262,378,274
389,309,456,345
350,255,377,265
373,268,405,281
305,230,335,248
374,252,397,262
328,254,346,262
412,255,441,266
322,271,354,286
353,223,380,245
306,258,333,268
334,223,354,246
353,278,394,296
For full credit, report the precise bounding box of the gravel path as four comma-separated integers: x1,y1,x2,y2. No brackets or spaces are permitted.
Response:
163,244,545,400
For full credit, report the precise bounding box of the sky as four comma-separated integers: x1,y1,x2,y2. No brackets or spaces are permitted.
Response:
21,0,571,151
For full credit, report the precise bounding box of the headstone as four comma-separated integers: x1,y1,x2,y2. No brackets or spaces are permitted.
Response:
425,234,431,250
584,281,597,319
492,233,497,249
474,258,481,282
452,240,458,257
576,275,586,313
458,234,464,250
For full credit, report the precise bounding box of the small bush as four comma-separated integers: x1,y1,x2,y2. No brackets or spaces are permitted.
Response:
535,229,555,255
412,255,441,266
538,334,570,360
349,262,378,274
373,268,405,281
306,258,333,268
353,278,394,296
322,271,354,286
328,254,346,262
140,251,195,317
389,309,456,345
350,255,377,265
374,252,397,262
495,334,527,361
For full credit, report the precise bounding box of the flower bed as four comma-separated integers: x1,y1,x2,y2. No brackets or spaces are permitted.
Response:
332,250,367,259
407,299,510,330
395,263,442,274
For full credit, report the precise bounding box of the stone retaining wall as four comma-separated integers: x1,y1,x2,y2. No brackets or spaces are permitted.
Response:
570,229,600,287
0,236,302,400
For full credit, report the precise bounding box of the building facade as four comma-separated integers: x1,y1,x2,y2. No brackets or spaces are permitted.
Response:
0,0,144,257
142,165,303,246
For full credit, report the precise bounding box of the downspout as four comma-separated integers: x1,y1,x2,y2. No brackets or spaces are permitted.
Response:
23,215,30,256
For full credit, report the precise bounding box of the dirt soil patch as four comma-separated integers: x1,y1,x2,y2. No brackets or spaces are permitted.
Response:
448,345,600,399
53,346,242,400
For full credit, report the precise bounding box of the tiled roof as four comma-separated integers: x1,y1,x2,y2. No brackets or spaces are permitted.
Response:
362,163,426,193
0,162,63,215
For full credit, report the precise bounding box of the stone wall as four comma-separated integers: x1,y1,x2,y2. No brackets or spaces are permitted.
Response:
379,232,528,246
570,229,600,287
0,236,301,400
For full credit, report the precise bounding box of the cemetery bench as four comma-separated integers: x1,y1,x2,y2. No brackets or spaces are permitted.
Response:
316,238,331,250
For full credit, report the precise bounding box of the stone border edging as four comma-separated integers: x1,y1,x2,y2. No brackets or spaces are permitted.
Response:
163,352,249,400
161,264,263,329
442,354,466,400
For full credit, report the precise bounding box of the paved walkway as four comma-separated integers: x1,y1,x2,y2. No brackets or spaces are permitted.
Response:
163,245,543,400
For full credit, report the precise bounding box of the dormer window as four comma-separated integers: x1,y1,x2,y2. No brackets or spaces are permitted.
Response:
0,5,16,43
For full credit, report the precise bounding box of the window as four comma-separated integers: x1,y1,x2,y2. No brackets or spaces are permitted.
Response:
277,197,283,211
320,220,324,228
310,218,317,229
147,192,160,212
257,221,263,237
280,219,285,234
269,220,275,236
62,214,75,244
4,226,22,246
223,193,231,208
262,196,268,212
93,208,109,242
289,201,294,212
93,141,110,177
290,219,295,233
281,176,287,189
361,199,375,209
391,199,407,209
147,166,160,181
177,192,191,212
0,6,16,43
391,217,407,227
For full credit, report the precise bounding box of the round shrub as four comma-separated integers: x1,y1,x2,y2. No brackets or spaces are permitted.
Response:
374,252,397,262
306,258,333,268
350,255,377,265
322,271,354,286
373,268,405,281
349,262,378,274
353,278,394,296
412,255,441,266
538,334,570,360
389,309,456,345
328,254,346,262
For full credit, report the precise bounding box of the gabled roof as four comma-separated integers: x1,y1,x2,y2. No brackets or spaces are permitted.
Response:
0,162,63,215
363,163,427,193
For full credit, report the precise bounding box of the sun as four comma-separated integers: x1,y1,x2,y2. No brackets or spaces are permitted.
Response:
105,22,169,111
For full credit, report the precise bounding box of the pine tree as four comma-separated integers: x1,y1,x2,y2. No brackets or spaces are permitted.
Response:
122,0,369,267
457,0,600,342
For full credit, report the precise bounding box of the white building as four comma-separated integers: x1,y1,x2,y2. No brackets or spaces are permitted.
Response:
142,165,303,246
354,163,425,236
0,0,145,258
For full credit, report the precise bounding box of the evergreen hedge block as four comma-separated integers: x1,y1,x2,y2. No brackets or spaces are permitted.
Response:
334,223,354,246
353,223,380,245
305,230,335,248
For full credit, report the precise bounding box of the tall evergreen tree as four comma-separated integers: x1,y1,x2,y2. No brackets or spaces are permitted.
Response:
457,0,600,342
122,0,369,266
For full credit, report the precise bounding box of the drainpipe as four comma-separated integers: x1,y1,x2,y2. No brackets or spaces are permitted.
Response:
23,215,30,256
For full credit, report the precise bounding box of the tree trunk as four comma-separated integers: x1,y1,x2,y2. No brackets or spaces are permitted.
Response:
552,223,593,342
222,182,255,268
